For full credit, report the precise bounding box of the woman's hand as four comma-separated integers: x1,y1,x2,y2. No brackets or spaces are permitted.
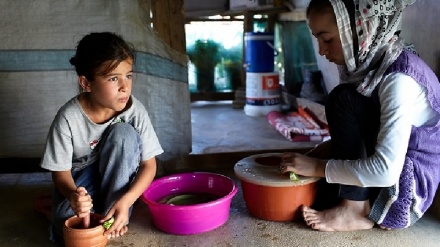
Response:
280,152,327,178
69,187,93,218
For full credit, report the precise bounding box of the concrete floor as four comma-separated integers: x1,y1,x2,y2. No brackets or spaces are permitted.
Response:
1,101,440,247
189,100,320,154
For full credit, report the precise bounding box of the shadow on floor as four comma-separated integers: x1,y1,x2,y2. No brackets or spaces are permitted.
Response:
1,171,440,247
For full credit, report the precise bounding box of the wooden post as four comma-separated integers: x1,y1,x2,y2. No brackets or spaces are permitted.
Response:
151,0,186,54
267,14,276,33
242,11,254,88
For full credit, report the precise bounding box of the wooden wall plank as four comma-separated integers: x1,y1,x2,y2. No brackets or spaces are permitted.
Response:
168,0,186,54
151,0,186,54
151,0,171,45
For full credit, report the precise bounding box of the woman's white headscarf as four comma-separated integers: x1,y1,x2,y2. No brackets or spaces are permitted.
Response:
329,0,416,96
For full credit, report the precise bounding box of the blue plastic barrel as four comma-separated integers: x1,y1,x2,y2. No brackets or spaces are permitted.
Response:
244,32,275,72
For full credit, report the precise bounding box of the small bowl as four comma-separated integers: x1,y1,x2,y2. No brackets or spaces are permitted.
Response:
63,213,108,247
234,153,319,221
141,172,238,235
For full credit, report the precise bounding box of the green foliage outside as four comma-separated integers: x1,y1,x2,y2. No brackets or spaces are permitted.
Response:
187,39,243,92
187,40,221,70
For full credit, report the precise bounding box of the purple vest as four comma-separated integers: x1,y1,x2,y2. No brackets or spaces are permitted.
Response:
369,50,440,228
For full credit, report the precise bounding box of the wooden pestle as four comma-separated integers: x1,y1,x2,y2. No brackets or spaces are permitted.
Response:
82,214,90,229
80,189,91,229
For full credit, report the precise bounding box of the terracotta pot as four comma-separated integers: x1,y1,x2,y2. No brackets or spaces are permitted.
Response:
63,213,108,247
234,153,319,221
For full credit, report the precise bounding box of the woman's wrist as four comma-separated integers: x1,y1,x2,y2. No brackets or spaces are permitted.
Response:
316,159,327,177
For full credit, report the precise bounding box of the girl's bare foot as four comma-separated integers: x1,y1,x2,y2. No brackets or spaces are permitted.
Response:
301,199,374,231
108,225,128,239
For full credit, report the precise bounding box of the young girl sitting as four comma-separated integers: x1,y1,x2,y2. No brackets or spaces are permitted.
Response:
280,0,440,232
40,32,163,242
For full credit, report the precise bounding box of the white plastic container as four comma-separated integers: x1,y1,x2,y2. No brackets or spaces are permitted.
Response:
244,72,281,116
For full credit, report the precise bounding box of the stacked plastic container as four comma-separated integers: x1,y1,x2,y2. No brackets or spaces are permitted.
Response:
244,32,280,116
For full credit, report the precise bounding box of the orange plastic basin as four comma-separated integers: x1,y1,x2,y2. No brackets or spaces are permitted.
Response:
234,153,319,221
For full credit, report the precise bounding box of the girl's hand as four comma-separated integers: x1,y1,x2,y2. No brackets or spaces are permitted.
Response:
280,152,327,178
100,198,131,239
70,187,93,218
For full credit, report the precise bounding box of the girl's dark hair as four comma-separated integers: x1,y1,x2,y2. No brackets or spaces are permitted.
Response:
70,32,135,81
306,0,334,18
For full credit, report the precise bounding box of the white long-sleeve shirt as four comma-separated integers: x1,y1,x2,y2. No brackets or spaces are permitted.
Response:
325,72,440,187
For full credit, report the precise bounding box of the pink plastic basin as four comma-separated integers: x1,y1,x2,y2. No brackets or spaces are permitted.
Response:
141,172,238,235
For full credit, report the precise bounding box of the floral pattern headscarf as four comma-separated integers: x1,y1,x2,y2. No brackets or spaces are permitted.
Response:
329,0,416,96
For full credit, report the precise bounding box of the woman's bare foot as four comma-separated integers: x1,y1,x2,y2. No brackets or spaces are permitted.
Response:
379,225,392,230
108,225,128,239
301,199,374,231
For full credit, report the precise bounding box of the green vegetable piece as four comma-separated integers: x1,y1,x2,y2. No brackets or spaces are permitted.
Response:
289,172,300,181
166,194,198,205
166,194,217,205
103,217,114,230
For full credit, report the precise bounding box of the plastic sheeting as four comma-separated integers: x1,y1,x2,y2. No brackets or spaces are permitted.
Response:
281,21,318,96
0,0,191,171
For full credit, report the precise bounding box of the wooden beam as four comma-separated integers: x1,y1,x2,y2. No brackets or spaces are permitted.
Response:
167,148,311,173
151,0,186,54
0,158,44,173
168,0,186,54
267,14,276,33
190,92,235,102
242,11,254,88
0,147,312,174
151,0,170,45
223,5,288,17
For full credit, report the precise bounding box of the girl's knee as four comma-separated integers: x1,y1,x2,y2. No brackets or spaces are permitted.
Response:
98,123,142,159
107,123,137,139
100,123,142,161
